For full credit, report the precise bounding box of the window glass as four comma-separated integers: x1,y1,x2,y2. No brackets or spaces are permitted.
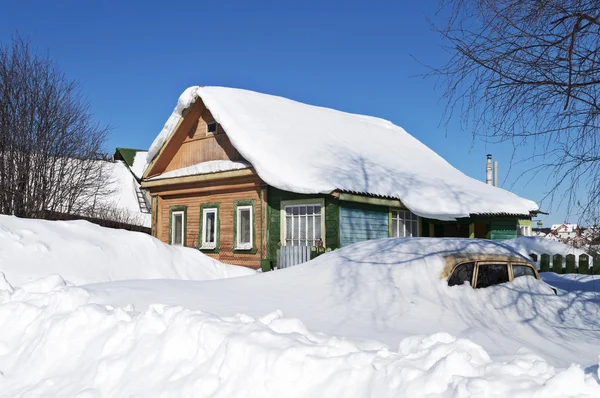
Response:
207,122,217,133
202,208,217,249
391,210,419,237
236,206,252,249
448,262,475,287
513,264,536,279
284,204,322,246
475,263,509,288
172,212,183,246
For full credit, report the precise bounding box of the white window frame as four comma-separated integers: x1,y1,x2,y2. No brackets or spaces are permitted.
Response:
236,205,253,250
517,224,532,237
170,210,185,246
280,199,325,247
390,209,419,238
201,207,218,249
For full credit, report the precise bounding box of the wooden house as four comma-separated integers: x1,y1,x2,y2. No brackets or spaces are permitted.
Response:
141,86,539,270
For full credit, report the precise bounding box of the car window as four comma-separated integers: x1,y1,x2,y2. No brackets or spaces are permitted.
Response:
512,264,536,279
475,263,509,288
448,262,475,287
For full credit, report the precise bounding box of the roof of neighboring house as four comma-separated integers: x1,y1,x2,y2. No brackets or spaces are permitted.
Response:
90,160,151,228
114,148,149,181
146,86,539,221
114,147,146,167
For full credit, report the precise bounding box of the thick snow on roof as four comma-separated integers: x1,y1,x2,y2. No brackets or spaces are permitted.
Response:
148,160,251,181
130,150,149,180
95,160,151,227
147,86,538,220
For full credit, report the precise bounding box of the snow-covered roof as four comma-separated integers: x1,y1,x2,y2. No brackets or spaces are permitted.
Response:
147,86,538,221
130,150,149,180
87,160,151,228
148,160,251,181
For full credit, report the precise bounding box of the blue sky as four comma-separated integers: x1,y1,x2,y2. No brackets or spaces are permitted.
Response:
0,1,575,226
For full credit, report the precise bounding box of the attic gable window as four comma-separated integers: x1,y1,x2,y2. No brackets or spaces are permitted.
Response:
207,122,218,135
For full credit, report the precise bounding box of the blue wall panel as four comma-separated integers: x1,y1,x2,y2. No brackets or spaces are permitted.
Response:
339,202,389,247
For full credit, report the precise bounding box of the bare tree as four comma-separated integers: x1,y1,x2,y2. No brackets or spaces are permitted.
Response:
430,0,600,221
0,35,111,220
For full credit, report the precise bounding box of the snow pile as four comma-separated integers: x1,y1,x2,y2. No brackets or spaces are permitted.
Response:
0,215,254,286
130,150,149,179
149,159,251,180
87,238,600,370
504,236,589,258
1,275,598,397
147,86,538,220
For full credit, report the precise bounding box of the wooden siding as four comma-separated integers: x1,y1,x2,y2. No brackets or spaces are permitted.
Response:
149,174,264,269
145,99,244,178
164,105,244,173
266,188,339,265
490,218,519,241
339,201,389,247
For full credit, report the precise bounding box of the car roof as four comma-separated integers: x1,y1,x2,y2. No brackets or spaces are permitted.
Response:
440,253,534,279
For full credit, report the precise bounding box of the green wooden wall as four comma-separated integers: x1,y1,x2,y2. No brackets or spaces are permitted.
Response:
265,187,339,263
339,201,389,247
422,215,528,241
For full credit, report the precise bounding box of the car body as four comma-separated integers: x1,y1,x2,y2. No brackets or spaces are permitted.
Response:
440,253,551,290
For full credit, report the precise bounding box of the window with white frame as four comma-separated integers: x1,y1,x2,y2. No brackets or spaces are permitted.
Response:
171,210,185,246
517,224,531,236
284,204,322,246
236,205,253,250
391,210,419,237
201,207,218,249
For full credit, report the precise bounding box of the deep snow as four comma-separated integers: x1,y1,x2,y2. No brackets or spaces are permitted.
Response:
1,274,598,397
85,238,600,370
146,86,538,220
2,218,599,397
0,215,254,285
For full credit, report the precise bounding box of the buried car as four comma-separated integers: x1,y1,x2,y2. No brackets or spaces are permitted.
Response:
440,252,557,293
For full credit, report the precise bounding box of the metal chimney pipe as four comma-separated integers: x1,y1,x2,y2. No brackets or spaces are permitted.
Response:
486,154,492,185
494,160,498,187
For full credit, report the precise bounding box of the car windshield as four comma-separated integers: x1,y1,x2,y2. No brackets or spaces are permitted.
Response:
475,263,509,288
448,262,475,287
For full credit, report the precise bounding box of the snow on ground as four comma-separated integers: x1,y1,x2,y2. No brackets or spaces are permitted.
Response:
1,273,599,397
503,236,593,267
504,236,589,258
148,160,251,180
146,86,537,220
84,239,600,369
2,233,600,396
0,215,254,285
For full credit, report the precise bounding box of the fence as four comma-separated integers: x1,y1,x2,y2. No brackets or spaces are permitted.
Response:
276,246,329,269
528,253,600,275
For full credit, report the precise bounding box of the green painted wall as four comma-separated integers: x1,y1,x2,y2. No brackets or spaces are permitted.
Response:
422,215,530,241
265,187,339,263
339,201,389,246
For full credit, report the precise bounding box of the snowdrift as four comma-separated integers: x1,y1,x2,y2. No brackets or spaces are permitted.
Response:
87,238,600,370
503,236,589,258
0,215,254,286
0,274,598,397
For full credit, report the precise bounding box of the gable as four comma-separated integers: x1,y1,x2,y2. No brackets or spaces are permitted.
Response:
145,99,245,178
